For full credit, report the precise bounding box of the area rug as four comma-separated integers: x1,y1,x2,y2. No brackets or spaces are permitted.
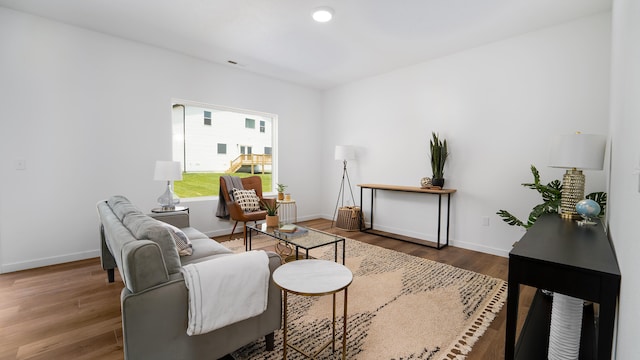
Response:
222,236,507,359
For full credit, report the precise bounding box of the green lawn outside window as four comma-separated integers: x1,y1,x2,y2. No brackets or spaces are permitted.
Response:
174,173,272,198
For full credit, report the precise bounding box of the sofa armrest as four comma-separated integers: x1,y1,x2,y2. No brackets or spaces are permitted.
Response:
149,211,190,228
120,251,282,360
121,240,170,293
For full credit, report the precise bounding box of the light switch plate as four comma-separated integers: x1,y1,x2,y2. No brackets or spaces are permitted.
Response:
15,159,26,170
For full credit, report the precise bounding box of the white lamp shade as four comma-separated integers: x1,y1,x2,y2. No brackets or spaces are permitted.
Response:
154,161,183,181
335,145,355,161
548,134,606,170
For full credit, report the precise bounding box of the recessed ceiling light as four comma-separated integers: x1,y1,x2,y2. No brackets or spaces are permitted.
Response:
312,7,334,23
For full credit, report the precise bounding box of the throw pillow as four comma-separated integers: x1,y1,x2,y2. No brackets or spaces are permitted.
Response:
163,223,193,256
232,188,261,212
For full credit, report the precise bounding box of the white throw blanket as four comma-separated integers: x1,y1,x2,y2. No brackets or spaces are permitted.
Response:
181,251,270,336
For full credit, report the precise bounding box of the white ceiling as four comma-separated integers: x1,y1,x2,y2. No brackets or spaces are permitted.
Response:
0,0,611,89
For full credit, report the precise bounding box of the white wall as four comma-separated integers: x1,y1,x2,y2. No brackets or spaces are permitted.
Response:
0,7,323,272
0,7,615,270
322,13,612,256
608,0,640,357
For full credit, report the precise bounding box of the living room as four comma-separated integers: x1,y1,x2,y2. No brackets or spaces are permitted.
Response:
1,0,638,358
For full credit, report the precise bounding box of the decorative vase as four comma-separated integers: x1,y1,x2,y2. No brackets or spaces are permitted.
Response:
266,215,279,227
432,178,445,187
277,192,284,200
548,293,584,360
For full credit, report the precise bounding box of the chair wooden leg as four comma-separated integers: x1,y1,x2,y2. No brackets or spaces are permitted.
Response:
229,221,239,240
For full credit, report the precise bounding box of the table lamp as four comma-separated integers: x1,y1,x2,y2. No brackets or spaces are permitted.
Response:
154,160,183,210
548,133,606,219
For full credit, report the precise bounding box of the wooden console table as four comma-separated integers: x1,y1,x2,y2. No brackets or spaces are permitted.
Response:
505,214,621,360
357,184,456,249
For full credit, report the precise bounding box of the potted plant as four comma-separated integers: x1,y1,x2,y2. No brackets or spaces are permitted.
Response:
276,183,287,200
430,132,448,187
261,199,280,227
497,165,607,229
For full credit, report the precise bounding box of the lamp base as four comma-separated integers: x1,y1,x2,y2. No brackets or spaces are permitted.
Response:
157,181,180,209
559,169,584,219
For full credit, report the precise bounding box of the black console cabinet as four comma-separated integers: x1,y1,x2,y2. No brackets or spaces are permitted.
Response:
505,214,621,360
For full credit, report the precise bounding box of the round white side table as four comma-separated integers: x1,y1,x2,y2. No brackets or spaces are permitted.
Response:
272,259,353,359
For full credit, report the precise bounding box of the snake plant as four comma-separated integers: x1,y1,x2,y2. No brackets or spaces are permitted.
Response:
430,132,448,179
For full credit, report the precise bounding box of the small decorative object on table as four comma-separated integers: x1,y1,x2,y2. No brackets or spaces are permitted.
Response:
261,199,280,227
420,177,442,189
420,177,432,188
277,183,287,200
279,224,297,233
575,198,601,226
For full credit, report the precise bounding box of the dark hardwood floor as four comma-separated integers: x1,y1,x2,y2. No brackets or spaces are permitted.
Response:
0,218,534,360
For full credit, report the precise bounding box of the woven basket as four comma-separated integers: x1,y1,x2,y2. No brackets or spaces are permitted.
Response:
336,206,363,231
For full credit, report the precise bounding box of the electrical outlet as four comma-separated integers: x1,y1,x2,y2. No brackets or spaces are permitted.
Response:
481,216,490,226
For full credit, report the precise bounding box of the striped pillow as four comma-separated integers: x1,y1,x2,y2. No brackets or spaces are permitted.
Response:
163,223,193,256
232,188,261,212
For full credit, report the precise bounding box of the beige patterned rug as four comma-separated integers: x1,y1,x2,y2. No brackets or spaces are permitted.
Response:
223,236,507,360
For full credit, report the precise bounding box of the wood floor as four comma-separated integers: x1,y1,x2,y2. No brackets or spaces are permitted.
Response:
0,218,534,360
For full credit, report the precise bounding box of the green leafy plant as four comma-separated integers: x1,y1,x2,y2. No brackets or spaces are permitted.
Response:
276,183,287,193
261,199,280,216
430,132,448,179
497,165,607,229
585,191,608,215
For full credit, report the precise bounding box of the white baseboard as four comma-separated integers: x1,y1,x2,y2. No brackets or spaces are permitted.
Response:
450,240,509,258
325,216,510,258
1,249,100,274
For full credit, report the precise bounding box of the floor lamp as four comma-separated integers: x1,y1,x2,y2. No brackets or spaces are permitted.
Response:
331,145,356,227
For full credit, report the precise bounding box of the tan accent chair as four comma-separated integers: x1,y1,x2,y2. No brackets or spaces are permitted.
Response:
220,176,275,243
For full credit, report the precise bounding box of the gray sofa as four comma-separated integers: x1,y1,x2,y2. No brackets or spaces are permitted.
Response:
97,195,281,359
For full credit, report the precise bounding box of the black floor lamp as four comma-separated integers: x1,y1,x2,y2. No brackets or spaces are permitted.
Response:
332,145,356,227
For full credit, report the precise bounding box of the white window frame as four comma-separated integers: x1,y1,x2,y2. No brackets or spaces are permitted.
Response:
171,99,279,199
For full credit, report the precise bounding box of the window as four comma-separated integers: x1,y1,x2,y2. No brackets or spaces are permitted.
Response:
171,101,276,198
240,145,252,155
217,143,226,154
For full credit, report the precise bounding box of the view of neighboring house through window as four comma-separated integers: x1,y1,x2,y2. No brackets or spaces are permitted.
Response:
171,102,276,198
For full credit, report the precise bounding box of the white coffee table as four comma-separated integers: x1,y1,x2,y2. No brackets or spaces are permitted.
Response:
272,259,353,360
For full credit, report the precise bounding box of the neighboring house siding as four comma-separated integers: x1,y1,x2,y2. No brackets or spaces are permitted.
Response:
181,106,273,172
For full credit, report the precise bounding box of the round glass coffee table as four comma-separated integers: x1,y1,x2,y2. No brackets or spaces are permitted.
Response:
272,259,353,360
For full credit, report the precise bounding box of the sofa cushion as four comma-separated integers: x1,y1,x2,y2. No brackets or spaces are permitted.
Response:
232,188,261,212
181,227,210,241
108,195,143,221
180,238,234,265
124,213,182,275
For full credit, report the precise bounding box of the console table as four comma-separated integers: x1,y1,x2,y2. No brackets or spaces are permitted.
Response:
505,214,621,360
357,184,456,249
